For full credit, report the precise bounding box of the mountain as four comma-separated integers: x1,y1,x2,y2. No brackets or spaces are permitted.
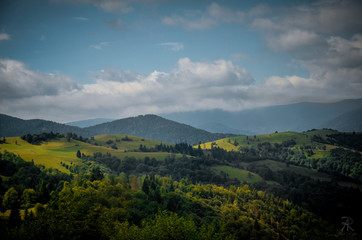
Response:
84,114,232,144
0,113,232,144
0,114,84,137
320,108,362,132
66,118,114,128
161,98,362,134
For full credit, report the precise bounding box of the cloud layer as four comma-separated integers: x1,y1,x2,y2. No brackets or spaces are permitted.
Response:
1,53,361,122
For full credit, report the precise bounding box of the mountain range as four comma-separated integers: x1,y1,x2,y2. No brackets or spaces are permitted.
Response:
161,98,362,134
1,99,361,143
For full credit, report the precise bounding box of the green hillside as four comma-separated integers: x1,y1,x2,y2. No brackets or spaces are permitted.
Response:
198,129,362,188
213,165,264,184
0,135,180,174
200,129,338,151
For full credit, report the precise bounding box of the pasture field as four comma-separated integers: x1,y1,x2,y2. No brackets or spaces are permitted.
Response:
200,130,338,150
197,130,339,161
0,135,180,173
213,165,264,184
91,134,163,151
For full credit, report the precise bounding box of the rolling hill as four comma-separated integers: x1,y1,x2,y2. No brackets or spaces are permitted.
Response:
84,114,232,144
0,134,178,174
0,114,232,144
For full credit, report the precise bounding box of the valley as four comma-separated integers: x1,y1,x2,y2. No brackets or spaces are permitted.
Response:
0,117,361,239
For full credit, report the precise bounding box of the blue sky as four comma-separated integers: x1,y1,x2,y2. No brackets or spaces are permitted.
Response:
0,0,361,122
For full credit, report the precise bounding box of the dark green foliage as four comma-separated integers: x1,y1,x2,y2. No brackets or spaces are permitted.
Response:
139,142,203,157
76,150,81,158
21,132,63,145
318,148,362,181
0,175,343,240
327,132,362,151
90,166,104,181
0,151,72,204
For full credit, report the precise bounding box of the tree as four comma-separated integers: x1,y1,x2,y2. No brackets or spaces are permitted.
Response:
90,166,104,181
22,188,37,209
76,150,82,158
2,187,19,210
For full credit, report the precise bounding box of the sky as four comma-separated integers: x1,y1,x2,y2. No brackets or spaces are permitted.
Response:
0,0,361,123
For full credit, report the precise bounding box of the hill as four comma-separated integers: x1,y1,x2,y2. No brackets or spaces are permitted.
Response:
84,114,232,144
0,114,84,137
199,129,362,184
0,114,232,144
162,98,362,134
0,134,180,174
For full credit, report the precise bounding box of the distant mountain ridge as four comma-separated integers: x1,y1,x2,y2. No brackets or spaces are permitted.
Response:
161,99,362,134
1,99,361,142
320,108,362,132
0,114,232,144
0,114,84,137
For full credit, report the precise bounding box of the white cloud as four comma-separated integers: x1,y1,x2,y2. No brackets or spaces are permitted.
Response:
0,33,10,41
159,42,184,51
250,0,362,52
0,59,79,100
0,58,255,121
162,3,244,30
73,17,89,21
1,52,361,122
90,41,110,50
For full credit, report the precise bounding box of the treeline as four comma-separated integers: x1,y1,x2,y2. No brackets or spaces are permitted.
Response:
316,147,362,181
82,152,239,186
1,171,341,239
21,132,64,145
20,132,91,145
139,142,204,157
327,132,362,151
314,132,362,151
236,137,362,182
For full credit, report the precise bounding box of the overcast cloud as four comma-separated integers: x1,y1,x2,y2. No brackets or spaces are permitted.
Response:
1,51,361,122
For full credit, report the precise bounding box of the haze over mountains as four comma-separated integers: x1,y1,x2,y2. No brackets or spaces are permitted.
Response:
1,99,361,144
162,99,362,134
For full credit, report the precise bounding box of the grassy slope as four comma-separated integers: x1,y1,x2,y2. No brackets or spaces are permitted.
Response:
198,130,338,159
213,165,264,184
198,129,361,189
0,135,179,173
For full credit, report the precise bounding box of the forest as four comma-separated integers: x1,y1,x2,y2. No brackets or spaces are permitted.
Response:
1,131,361,239
0,151,342,239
